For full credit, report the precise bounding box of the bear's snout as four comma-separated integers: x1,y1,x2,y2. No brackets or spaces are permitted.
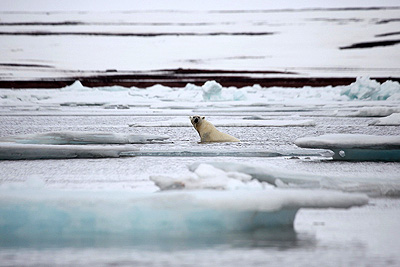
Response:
194,118,199,123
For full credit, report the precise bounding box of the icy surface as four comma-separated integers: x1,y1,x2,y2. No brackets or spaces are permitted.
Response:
0,131,169,145
0,143,135,160
190,162,400,197
349,107,400,117
130,118,316,127
370,113,400,126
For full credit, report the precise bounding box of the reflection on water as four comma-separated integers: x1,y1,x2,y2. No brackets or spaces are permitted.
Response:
1,226,315,251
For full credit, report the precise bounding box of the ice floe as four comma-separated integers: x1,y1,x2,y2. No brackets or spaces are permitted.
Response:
348,107,400,117
190,162,400,197
121,149,329,158
0,180,368,244
129,118,316,127
0,131,169,145
369,113,400,126
0,143,135,160
295,134,400,161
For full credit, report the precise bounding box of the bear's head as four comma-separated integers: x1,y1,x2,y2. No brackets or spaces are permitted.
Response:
190,115,205,127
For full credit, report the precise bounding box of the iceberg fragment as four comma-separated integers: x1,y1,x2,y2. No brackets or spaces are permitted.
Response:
340,77,400,100
150,163,264,191
190,162,400,197
0,184,368,246
295,134,400,161
0,131,169,145
369,113,400,126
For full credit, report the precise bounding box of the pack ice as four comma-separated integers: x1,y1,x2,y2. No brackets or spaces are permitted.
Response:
0,180,367,245
295,134,400,161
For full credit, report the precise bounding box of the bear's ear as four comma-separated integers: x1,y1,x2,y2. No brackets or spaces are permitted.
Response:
202,116,205,120
189,116,192,119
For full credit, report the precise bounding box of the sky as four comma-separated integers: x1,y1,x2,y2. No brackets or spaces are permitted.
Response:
0,0,399,12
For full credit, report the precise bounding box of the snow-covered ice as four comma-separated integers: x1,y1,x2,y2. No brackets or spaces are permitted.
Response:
151,163,265,190
0,2,400,265
190,162,400,197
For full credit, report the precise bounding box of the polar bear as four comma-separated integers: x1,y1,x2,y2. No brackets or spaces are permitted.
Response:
190,115,240,143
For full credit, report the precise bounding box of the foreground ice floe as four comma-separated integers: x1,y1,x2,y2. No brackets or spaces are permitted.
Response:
295,134,400,161
189,162,400,197
0,179,368,244
129,118,316,127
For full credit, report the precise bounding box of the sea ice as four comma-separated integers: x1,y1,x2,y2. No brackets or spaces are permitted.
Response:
129,118,316,127
0,131,169,145
121,149,328,158
190,162,400,197
369,113,400,126
0,181,368,244
0,143,135,160
295,134,400,161
349,107,400,117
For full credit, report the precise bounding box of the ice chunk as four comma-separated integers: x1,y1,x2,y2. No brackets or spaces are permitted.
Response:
0,183,368,245
0,131,169,145
150,163,261,191
295,134,400,149
0,143,135,160
369,113,400,126
340,77,400,100
129,118,316,127
202,80,223,101
191,162,400,197
295,134,400,161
